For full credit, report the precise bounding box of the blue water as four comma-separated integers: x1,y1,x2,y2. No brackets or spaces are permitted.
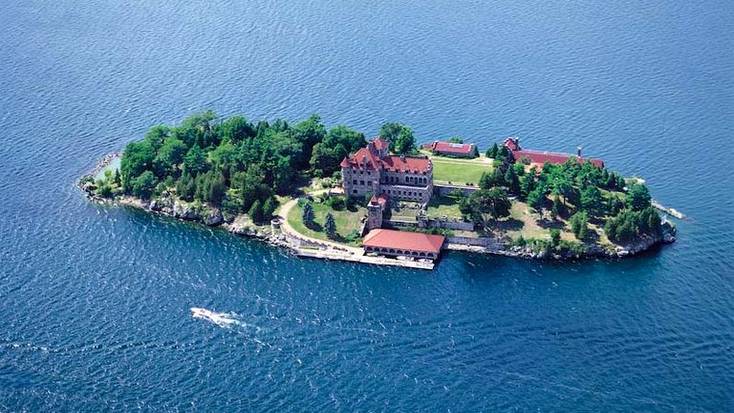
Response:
1,1,733,411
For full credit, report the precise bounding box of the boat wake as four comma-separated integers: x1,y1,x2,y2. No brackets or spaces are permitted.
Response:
191,307,243,328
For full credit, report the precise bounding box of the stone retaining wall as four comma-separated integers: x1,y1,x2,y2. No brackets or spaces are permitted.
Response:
434,184,480,197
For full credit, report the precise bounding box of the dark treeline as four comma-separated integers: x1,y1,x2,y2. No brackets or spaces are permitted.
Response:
114,111,367,221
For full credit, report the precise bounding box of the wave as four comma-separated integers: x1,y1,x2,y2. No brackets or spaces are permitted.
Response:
190,307,243,328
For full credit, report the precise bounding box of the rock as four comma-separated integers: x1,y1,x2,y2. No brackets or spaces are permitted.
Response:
204,208,223,226
81,181,96,193
173,201,200,220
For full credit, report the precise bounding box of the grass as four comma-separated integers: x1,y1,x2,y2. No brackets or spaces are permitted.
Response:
426,195,465,219
425,152,493,185
286,198,366,246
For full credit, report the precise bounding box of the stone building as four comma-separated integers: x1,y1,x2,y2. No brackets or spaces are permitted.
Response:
365,194,389,231
423,140,478,158
340,137,433,203
503,137,605,168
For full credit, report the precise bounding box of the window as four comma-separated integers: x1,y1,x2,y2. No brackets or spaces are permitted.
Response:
353,180,357,185
360,180,365,185
353,190,357,194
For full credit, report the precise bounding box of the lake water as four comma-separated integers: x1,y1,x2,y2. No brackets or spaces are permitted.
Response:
1,1,733,411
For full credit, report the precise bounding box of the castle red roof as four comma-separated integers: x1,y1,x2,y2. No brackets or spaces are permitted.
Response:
341,138,431,173
363,229,445,255
381,155,431,173
372,137,389,151
429,141,475,155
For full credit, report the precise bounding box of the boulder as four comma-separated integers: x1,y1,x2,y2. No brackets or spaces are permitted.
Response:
204,208,224,226
173,201,200,221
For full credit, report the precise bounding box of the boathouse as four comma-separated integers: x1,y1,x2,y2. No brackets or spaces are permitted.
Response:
362,229,445,260
503,137,604,168
425,141,478,158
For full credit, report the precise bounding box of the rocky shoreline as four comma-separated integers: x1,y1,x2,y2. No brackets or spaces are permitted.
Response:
78,154,676,265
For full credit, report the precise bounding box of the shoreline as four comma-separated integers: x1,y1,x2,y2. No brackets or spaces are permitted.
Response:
78,153,676,269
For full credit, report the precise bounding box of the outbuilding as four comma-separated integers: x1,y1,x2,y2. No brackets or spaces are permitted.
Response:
362,229,445,260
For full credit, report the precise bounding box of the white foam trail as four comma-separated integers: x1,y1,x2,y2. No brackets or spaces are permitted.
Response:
191,307,241,328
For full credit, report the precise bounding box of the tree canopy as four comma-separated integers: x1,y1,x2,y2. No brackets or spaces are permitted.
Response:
118,112,359,215
379,122,415,155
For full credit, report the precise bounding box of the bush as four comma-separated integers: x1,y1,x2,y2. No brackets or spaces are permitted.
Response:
325,195,345,211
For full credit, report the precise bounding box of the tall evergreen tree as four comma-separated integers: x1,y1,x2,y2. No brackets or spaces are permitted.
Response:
324,213,337,238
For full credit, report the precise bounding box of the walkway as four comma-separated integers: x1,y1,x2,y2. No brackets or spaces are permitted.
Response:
277,190,363,255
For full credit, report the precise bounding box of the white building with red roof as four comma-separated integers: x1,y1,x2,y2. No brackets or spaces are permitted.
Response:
341,137,434,203
363,228,444,260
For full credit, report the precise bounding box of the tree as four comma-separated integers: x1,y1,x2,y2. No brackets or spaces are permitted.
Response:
626,184,651,211
527,185,547,213
302,202,315,227
393,126,416,155
183,144,208,176
194,171,226,205
143,125,171,150
208,142,238,175
120,140,156,192
379,122,415,154
504,166,521,195
549,228,561,248
513,162,525,177
467,187,511,223
292,114,326,167
176,172,196,201
154,137,187,178
262,197,278,220
310,125,366,176
113,169,122,186
580,186,603,215
131,171,157,200
551,195,561,220
232,165,273,211
519,173,535,201
486,143,499,159
218,115,254,144
173,111,217,148
448,136,463,143
569,211,589,240
552,176,575,206
324,213,337,238
248,199,264,223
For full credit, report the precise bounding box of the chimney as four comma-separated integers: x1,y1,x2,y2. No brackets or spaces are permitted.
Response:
400,154,406,161
577,146,582,157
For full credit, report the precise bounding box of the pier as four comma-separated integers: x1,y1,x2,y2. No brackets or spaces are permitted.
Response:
652,200,685,219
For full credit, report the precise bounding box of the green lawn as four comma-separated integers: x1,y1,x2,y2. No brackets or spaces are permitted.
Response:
426,195,465,219
429,156,493,185
287,199,366,246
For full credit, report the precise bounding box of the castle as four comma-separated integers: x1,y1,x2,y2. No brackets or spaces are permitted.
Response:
340,137,434,204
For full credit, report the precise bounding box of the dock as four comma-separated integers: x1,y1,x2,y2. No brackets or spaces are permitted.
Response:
294,248,435,270
652,200,685,219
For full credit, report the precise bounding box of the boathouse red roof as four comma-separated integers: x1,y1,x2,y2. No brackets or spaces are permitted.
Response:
428,141,475,155
503,137,604,168
363,229,445,255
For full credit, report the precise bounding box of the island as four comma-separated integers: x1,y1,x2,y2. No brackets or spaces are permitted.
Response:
79,112,677,270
